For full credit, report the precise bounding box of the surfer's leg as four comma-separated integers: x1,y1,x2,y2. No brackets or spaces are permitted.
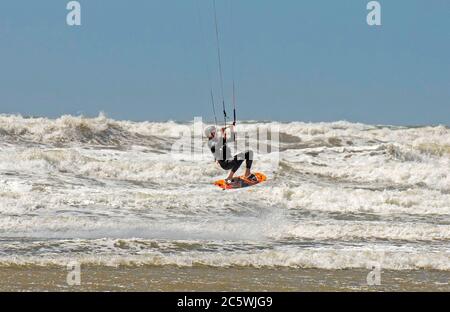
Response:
232,151,253,177
220,159,242,182
244,151,253,177
226,170,236,180
223,157,243,181
230,158,244,174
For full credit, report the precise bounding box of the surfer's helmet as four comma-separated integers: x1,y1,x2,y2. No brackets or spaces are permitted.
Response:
204,125,216,139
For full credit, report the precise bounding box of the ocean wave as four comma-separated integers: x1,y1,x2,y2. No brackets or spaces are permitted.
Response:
0,246,448,271
1,114,449,148
0,114,181,147
1,114,449,274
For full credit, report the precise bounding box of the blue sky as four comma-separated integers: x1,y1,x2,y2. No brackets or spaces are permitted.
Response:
0,0,449,125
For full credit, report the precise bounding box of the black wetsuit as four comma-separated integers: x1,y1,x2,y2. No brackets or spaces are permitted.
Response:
208,131,253,173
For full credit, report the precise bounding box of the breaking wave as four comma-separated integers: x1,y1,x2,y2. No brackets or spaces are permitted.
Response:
0,114,449,270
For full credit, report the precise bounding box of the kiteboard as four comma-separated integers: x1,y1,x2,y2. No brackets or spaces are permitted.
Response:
214,172,267,190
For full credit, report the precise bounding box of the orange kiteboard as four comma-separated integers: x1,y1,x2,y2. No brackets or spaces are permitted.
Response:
214,172,267,190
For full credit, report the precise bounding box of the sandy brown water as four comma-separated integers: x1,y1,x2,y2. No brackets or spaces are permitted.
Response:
0,266,448,292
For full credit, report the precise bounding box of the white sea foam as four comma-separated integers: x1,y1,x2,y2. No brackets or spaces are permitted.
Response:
0,242,448,271
0,114,449,270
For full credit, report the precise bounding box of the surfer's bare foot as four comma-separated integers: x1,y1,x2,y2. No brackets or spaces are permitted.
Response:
244,168,251,177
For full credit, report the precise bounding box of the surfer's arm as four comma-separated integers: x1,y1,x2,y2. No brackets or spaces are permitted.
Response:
224,126,236,143
208,140,216,157
209,139,224,161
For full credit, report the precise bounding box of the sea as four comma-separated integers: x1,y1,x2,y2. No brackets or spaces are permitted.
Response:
0,114,448,291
